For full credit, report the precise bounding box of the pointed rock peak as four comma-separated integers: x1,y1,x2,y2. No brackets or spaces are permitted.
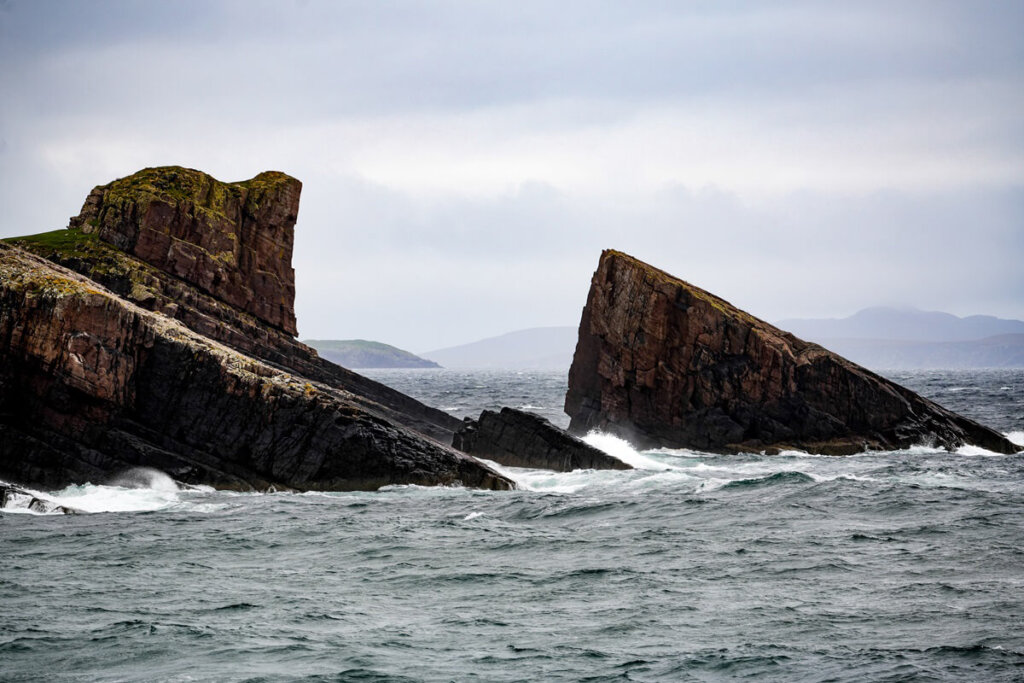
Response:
68,166,302,335
565,249,1019,455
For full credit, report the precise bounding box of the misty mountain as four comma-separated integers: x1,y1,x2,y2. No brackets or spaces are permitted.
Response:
816,335,1024,369
775,307,1024,368
776,307,1024,343
421,327,578,370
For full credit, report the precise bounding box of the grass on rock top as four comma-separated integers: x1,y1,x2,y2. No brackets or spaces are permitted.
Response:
2,228,100,254
95,166,296,224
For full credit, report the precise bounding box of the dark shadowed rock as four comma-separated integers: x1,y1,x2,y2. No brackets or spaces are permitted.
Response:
565,250,1020,455
453,407,632,471
0,246,513,492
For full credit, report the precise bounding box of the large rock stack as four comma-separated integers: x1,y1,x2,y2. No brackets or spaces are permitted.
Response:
565,250,1019,455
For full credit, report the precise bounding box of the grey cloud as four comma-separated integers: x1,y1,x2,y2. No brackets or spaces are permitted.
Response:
292,175,1024,349
3,1,1022,123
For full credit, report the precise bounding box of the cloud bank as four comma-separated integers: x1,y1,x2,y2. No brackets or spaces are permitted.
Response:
2,1,1021,349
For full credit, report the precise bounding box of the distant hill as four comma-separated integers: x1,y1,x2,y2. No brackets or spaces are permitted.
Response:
816,335,1024,369
416,308,1024,371
775,307,1024,368
777,306,1024,343
304,340,440,369
421,327,577,370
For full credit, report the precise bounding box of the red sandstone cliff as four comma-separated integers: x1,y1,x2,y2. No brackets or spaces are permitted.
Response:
0,167,504,491
70,167,300,335
13,167,459,442
565,250,1020,455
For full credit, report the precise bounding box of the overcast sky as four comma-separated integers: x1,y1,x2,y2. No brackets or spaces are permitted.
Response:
1,1,1021,351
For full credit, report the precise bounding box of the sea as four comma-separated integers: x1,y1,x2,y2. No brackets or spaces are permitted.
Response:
2,368,1023,682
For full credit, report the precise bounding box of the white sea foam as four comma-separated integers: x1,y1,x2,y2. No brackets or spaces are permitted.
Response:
0,468,222,514
1005,431,1024,446
955,444,1007,457
582,431,672,470
463,511,485,520
46,482,181,513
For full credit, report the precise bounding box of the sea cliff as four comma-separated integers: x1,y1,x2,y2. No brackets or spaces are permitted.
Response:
0,167,511,491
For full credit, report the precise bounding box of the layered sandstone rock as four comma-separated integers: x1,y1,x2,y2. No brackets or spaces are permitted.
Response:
11,167,459,442
453,407,632,472
565,250,1020,455
0,246,512,492
70,167,300,335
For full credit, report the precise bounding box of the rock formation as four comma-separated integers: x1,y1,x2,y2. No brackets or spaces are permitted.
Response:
0,246,511,491
0,167,513,492
453,408,632,471
11,167,459,443
565,250,1020,455
70,167,300,335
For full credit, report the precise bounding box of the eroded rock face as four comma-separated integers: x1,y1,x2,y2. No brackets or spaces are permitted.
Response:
69,167,300,335
453,407,632,471
13,169,459,443
0,245,513,492
565,250,1020,455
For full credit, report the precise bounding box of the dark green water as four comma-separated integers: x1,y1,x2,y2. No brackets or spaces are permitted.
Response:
1,369,1022,682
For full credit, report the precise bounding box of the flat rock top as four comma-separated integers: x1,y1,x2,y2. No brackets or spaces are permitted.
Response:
70,166,302,335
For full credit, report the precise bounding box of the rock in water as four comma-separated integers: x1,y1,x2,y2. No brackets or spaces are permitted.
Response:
0,167,512,492
453,408,632,471
565,250,1020,455
0,483,82,515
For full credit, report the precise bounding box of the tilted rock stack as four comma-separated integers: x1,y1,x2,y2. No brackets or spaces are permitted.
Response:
565,250,1020,455
0,167,512,492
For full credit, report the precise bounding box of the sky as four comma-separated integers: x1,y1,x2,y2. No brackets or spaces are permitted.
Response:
1,1,1021,351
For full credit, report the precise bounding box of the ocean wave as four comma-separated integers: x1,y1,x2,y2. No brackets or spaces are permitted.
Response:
582,431,673,470
0,468,224,515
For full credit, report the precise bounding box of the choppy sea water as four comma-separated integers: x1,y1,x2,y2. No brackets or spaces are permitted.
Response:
2,369,1023,682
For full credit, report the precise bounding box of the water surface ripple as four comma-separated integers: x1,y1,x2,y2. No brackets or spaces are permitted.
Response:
1,369,1022,682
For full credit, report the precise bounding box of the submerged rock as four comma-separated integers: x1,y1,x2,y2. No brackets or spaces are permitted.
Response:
565,250,1020,455
453,407,632,471
0,483,82,515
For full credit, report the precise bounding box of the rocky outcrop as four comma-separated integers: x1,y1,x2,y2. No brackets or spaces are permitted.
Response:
0,245,513,491
9,168,460,443
565,250,1020,455
70,167,300,335
453,407,632,471
0,483,82,515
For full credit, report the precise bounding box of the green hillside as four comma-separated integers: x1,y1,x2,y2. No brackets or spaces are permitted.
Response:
304,339,441,369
